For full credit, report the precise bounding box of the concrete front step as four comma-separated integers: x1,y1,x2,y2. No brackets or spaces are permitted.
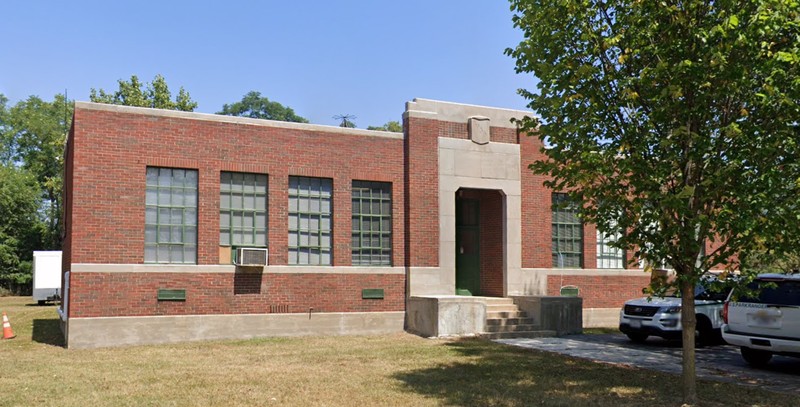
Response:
485,317,536,326
479,330,558,340
486,305,522,313
481,297,516,306
484,324,541,333
486,311,527,319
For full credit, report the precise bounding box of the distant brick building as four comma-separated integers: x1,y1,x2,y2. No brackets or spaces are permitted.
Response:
60,98,658,348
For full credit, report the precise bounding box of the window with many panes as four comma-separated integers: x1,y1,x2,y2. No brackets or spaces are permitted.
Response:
145,167,197,263
552,193,582,268
352,181,392,266
220,172,268,249
288,176,332,265
596,230,624,268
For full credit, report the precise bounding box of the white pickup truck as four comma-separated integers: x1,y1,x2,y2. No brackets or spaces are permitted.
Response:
722,273,800,367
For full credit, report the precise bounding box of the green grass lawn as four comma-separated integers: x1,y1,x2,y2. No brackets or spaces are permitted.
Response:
0,296,795,406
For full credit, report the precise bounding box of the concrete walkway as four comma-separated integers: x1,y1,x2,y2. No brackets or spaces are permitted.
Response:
497,333,800,395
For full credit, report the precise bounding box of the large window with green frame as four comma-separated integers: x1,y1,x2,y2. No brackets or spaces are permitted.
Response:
145,167,198,263
220,172,268,249
552,193,582,268
351,181,392,266
288,176,332,265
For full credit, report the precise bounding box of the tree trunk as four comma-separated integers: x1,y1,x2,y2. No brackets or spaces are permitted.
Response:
681,279,697,405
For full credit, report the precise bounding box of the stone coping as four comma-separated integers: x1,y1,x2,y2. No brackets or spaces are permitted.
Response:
74,101,404,139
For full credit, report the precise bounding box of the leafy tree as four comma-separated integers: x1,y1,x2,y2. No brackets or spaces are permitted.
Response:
218,91,308,123
1,94,72,250
507,0,800,403
0,164,45,293
367,121,402,132
0,94,9,161
744,249,800,274
90,74,198,111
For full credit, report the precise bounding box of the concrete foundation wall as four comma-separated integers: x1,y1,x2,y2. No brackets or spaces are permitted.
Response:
583,308,620,328
512,296,583,335
406,296,486,337
66,311,405,349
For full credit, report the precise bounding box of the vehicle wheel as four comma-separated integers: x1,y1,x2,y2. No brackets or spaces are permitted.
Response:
626,333,648,343
741,347,772,368
695,317,718,347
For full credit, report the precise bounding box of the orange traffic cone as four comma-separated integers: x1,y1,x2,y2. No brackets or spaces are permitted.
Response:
2,312,16,339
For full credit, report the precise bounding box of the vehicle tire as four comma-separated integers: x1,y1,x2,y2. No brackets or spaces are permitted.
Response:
741,347,772,368
626,333,648,343
695,317,718,347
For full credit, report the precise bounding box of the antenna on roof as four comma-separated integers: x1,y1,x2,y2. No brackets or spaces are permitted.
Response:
333,114,357,128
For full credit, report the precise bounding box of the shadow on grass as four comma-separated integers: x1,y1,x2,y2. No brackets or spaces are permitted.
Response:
392,338,664,407
32,318,65,347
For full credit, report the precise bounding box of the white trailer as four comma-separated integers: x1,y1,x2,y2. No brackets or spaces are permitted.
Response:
33,251,62,305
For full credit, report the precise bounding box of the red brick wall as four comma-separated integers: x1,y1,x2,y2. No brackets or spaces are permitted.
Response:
458,189,505,296
547,274,650,308
519,132,606,269
520,133,557,268
404,116,439,267
437,121,518,144
489,127,519,144
583,222,598,270
62,122,75,287
68,107,406,267
478,190,504,297
69,272,405,317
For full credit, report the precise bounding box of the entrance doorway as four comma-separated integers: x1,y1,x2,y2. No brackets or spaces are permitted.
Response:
456,197,480,295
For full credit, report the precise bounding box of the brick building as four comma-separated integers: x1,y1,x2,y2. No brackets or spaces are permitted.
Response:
59,98,656,348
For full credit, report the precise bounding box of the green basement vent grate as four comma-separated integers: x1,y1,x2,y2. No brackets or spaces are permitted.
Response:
362,288,384,299
157,289,186,301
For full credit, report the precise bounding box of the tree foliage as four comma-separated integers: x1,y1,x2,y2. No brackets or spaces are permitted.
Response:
0,164,45,291
90,74,198,111
367,121,403,132
1,94,71,250
0,94,9,161
218,91,308,123
508,0,800,403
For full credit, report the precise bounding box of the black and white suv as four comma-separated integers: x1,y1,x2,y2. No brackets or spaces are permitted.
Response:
619,282,728,344
722,273,800,367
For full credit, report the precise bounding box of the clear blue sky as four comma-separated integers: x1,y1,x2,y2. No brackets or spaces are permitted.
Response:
0,1,537,128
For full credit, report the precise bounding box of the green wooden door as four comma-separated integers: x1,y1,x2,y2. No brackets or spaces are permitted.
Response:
456,198,480,296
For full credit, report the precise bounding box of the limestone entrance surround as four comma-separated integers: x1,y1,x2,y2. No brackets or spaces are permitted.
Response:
403,99,531,297
438,137,522,296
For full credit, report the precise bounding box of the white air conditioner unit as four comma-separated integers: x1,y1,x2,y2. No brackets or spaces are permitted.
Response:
235,248,268,266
